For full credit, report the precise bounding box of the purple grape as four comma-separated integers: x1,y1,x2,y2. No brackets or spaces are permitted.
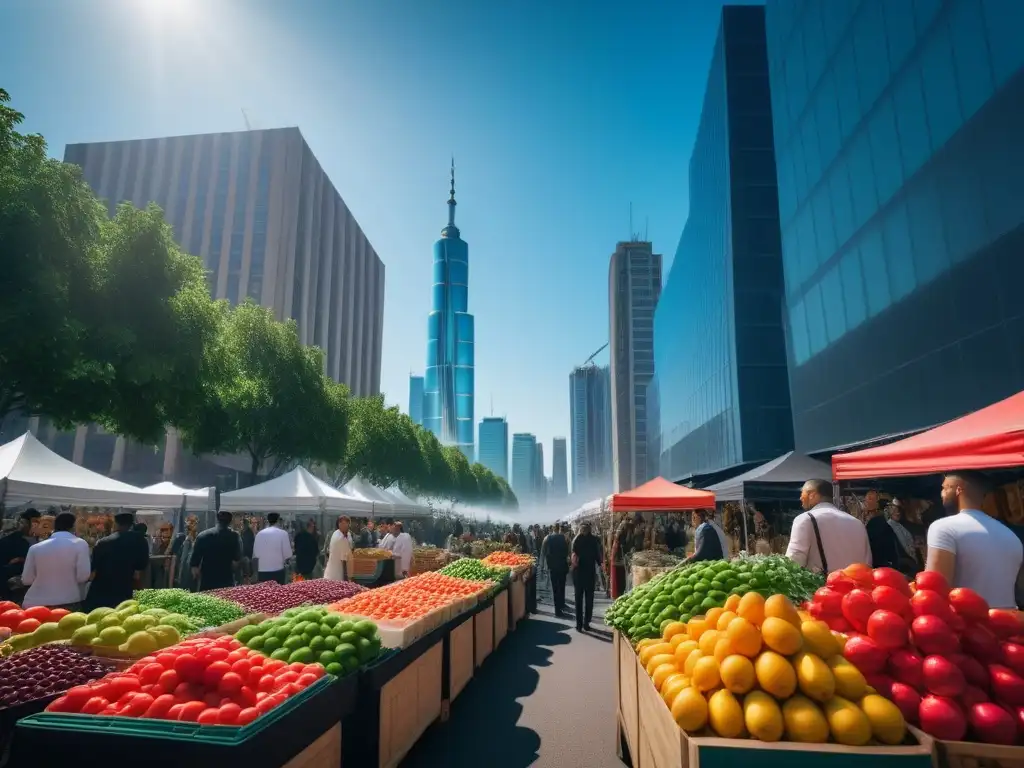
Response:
0,645,119,710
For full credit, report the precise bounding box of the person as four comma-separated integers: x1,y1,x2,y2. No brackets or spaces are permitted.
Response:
325,516,355,581
541,524,569,617
927,471,1023,608
252,512,292,584
378,520,395,551
149,522,175,589
686,510,725,563
786,479,872,573
516,524,529,554
610,517,633,599
888,500,920,575
190,511,242,590
664,520,686,552
294,519,319,579
172,515,199,590
863,490,902,570
391,521,414,578
21,512,91,609
571,522,601,632
85,512,151,610
240,518,256,583
0,508,40,603
358,519,378,549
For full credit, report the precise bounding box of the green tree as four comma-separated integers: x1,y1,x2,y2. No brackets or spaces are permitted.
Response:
440,445,476,502
409,426,451,498
333,395,423,488
177,301,348,482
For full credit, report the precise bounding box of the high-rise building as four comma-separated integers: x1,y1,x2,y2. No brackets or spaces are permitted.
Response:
408,375,424,426
551,437,568,497
569,364,613,496
423,161,475,458
534,442,546,502
61,128,384,484
652,4,793,482
477,417,509,480
511,433,537,502
609,241,662,491
766,0,1024,452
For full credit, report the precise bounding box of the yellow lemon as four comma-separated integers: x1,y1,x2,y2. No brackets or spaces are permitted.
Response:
637,638,660,653
782,695,830,743
639,642,674,668
662,621,688,643
827,655,867,700
725,616,762,658
761,617,803,656
800,620,840,659
646,653,678,677
708,689,745,738
661,675,691,707
669,633,692,650
743,690,784,742
754,651,797,699
793,652,836,703
738,592,766,627
671,686,709,732
764,595,801,627
653,662,681,691
691,656,722,692
859,693,907,745
824,696,872,747
719,654,756,695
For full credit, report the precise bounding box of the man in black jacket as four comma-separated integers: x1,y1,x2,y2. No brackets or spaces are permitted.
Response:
542,524,569,617
571,522,602,632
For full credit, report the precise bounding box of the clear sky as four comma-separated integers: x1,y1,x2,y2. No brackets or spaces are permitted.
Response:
0,0,754,479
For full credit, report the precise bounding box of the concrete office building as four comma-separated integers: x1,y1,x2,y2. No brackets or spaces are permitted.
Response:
408,375,425,426
609,241,662,491
59,127,384,485
534,442,546,502
551,437,568,497
477,417,509,480
511,433,538,502
569,364,613,496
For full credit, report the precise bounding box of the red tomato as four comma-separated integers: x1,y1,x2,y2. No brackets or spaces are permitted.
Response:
288,662,307,674
64,685,94,711
155,652,178,668
990,610,1024,639
196,708,219,725
873,585,912,617
0,601,18,613
48,608,70,621
82,697,109,715
296,673,319,688
143,694,177,719
247,666,265,687
108,675,143,701
157,669,180,693
257,674,276,693
255,696,277,714
174,654,204,683
23,606,52,622
916,571,950,597
0,609,25,629
138,663,164,685
812,587,844,616
867,610,910,650
218,702,242,724
235,686,258,708
306,665,325,679
124,693,155,717
218,672,244,696
948,588,990,622
237,707,259,725
247,651,264,665
167,703,186,719
202,660,232,689
206,647,230,663
226,650,247,664
262,659,286,674
177,701,207,722
46,696,71,713
203,692,222,708
841,589,876,633
872,568,911,596
230,659,252,678
15,618,41,634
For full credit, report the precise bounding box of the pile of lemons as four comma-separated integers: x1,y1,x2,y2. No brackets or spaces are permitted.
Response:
636,592,906,746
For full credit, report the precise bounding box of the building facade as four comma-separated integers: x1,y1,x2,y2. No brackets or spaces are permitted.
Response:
534,442,546,502
569,364,613,496
551,437,568,497
653,4,793,482
423,162,475,458
609,242,662,491
766,0,1024,452
511,433,538,502
477,417,509,480
61,127,384,485
408,375,424,426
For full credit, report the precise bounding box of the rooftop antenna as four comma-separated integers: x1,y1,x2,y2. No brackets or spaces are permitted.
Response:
629,202,633,241
241,109,252,131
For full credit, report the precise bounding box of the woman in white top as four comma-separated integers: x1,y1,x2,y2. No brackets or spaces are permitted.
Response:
324,516,354,581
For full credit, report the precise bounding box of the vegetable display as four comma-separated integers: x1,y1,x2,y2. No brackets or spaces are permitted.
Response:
328,572,491,626
353,548,393,559
606,556,824,643
44,635,326,724
438,559,511,584
234,607,382,675
812,564,1024,745
0,645,120,710
631,550,685,568
134,589,247,628
638,592,907,745
480,551,536,569
0,603,72,635
207,579,366,615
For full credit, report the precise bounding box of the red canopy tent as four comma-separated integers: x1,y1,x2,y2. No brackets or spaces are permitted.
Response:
832,390,1024,481
610,476,715,512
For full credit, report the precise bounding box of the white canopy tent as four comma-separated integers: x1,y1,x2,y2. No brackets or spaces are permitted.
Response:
219,466,372,514
568,495,610,523
385,486,430,516
705,451,832,502
340,477,430,517
0,432,192,511
142,481,216,512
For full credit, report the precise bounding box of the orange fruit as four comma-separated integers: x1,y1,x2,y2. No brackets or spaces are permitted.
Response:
670,686,709,731
705,607,725,628
684,649,705,676
669,633,691,650
716,610,737,632
714,636,735,663
725,616,762,657
719,654,756,694
738,592,766,627
698,629,721,657
646,653,677,677
724,594,741,612
691,656,722,692
764,594,801,627
761,617,804,655
653,662,681,691
674,639,699,666
661,674,691,706
687,617,709,641
662,621,687,642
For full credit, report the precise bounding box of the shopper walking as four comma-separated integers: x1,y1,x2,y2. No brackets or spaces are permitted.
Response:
541,524,569,617
21,512,91,610
571,522,601,632
325,516,354,581
391,521,414,578
293,519,320,579
863,490,902,570
190,511,243,590
0,508,40,603
85,512,150,610
786,479,871,574
252,512,292,584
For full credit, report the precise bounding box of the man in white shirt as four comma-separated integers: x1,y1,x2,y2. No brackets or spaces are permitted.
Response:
378,520,395,552
391,521,414,578
21,512,91,609
927,471,1022,608
786,478,872,574
252,512,293,584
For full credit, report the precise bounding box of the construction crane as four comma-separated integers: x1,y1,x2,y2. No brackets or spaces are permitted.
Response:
579,342,608,368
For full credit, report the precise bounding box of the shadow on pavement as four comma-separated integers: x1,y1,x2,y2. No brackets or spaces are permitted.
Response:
400,618,571,768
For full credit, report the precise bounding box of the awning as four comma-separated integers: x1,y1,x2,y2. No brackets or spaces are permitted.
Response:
706,452,832,502
832,389,1024,480
219,466,372,514
610,476,715,513
141,482,216,512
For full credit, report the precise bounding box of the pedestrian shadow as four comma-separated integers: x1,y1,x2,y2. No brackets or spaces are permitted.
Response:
401,618,571,768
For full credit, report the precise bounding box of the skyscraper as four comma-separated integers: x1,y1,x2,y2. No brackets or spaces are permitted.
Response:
511,433,537,502
569,364,613,496
551,437,568,497
423,160,475,458
408,375,424,426
534,442,546,501
62,128,384,484
609,241,662,491
652,4,793,482
766,0,1024,452
478,417,509,480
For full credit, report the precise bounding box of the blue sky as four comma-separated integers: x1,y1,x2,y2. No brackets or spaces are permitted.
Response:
1,0,751,478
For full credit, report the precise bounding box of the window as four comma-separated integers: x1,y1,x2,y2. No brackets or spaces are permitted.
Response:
456,341,474,367
828,161,855,248
189,137,211,259
795,210,818,287
848,131,878,232
804,282,828,356
881,202,917,302
906,182,949,286
949,0,994,124
802,110,822,188
802,2,827,90
867,96,903,207
225,277,239,307
883,0,917,72
913,0,942,36
777,151,796,222
820,265,847,345
456,313,474,342
920,22,964,154
781,221,801,292
939,164,985,265
811,187,836,261
894,65,931,180
858,228,891,317
839,246,868,331
815,73,842,170
833,41,862,141
853,0,891,116
788,299,810,365
983,0,1024,89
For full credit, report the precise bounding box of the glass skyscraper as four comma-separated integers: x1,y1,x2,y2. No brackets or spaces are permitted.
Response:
511,433,538,502
569,364,613,496
478,417,509,480
766,0,1024,452
423,162,475,457
551,437,568,497
408,375,424,426
652,5,793,482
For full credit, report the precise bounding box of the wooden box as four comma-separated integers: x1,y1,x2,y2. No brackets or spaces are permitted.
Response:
616,630,640,765
511,577,527,626
494,589,509,646
353,556,389,577
936,738,1024,768
448,615,474,701
377,640,443,768
474,605,494,668
283,723,342,768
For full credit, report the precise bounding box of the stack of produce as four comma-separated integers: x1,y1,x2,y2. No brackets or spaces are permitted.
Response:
606,555,823,644
134,588,247,628
439,558,511,588
638,592,907,745
412,545,446,574
207,579,366,615
44,635,326,724
481,551,536,569
0,645,120,710
327,572,491,627
810,564,1024,745
353,548,393,559
0,603,74,636
234,607,382,675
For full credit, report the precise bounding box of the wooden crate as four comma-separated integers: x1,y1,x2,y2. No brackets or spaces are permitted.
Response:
511,577,527,626
377,640,443,768
448,615,474,702
616,630,640,765
632,651,934,768
494,589,509,647
353,556,389,577
936,738,1024,768
474,605,494,668
283,723,342,768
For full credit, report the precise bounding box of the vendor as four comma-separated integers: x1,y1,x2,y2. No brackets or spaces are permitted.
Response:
0,508,40,603
85,512,151,610
686,509,725,563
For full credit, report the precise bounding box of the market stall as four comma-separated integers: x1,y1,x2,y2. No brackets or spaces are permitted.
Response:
140,481,216,512
219,466,372,515
610,477,716,513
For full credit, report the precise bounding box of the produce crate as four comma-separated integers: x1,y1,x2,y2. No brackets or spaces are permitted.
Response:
352,558,396,588
629,650,933,768
474,604,494,667
352,556,388,577
615,630,640,766
511,576,527,627
282,723,341,768
11,675,342,768
493,588,509,647
446,613,474,704
935,737,1024,768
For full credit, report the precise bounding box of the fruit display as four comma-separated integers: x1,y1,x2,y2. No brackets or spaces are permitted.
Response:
0,603,73,635
0,645,120,710
638,591,907,746
631,550,685,568
606,555,824,644
134,588,247,628
813,564,1024,746
234,607,383,675
353,548,393,559
480,551,536,569
207,579,366,615
44,635,327,724
438,558,511,585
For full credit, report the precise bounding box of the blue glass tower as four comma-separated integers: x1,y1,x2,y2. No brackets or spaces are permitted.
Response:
424,160,475,457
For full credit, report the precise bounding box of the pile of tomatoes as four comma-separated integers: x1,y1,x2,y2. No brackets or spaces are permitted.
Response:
327,572,491,625
0,602,71,635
